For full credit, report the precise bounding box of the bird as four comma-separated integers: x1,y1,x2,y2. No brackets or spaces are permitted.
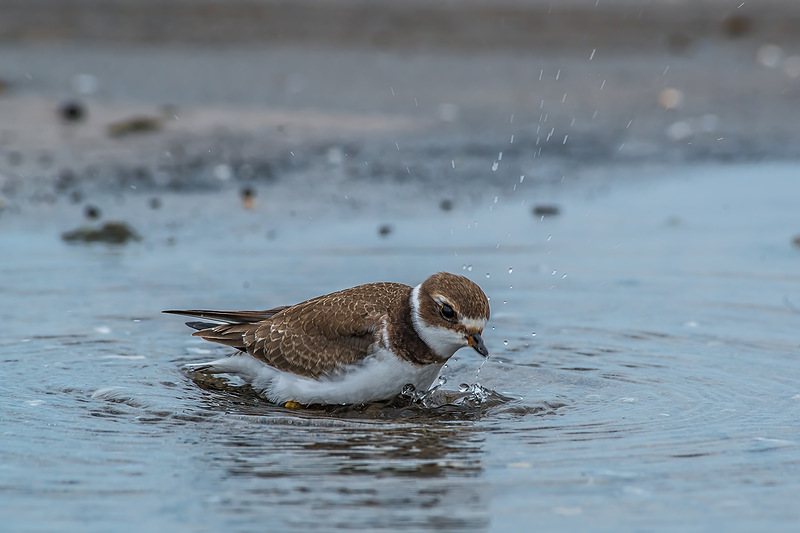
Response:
164,272,490,406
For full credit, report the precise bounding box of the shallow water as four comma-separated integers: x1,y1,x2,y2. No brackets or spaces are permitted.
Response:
2,163,799,532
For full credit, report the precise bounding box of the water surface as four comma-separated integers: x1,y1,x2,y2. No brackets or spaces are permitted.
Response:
2,163,799,532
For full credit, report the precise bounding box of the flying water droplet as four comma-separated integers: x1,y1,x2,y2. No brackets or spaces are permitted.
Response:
520,175,525,183
531,332,537,337
503,340,509,346
485,273,491,278
508,267,513,274
459,383,470,392
491,161,499,171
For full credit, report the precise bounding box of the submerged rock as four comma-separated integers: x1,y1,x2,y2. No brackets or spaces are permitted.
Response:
61,221,141,244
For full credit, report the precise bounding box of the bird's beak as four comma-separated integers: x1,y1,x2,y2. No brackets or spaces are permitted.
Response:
468,332,489,357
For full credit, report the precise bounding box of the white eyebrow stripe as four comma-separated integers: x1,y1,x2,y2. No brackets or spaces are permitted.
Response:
460,317,486,330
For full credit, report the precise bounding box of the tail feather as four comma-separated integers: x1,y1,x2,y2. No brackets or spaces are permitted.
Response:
163,307,289,325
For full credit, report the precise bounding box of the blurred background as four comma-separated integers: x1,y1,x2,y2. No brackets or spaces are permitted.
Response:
2,0,800,207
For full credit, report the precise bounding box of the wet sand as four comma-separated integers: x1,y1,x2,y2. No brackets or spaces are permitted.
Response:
1,0,800,211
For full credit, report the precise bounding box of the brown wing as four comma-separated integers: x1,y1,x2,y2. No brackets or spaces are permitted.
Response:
172,283,412,379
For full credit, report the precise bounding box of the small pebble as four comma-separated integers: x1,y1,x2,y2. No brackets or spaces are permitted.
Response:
378,224,393,237
59,101,87,123
84,204,101,220
532,204,561,217
240,186,256,209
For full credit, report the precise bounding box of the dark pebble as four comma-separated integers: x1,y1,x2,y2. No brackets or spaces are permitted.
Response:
532,204,561,217
59,101,87,122
240,186,256,209
378,224,393,237
84,204,102,220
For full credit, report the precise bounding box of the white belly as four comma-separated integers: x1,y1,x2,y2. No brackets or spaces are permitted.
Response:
193,349,444,405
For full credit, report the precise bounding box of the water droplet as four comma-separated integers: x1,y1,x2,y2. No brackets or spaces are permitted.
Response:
491,161,499,171
459,383,470,392
547,235,552,241
552,270,557,275
467,265,473,272
494,196,499,204
451,160,456,169
531,332,537,337
561,274,568,279
520,175,525,183
485,273,491,278
502,300,507,305
508,267,513,274
503,340,509,346
498,151,503,161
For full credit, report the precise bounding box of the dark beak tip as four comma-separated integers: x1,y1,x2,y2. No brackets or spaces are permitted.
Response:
470,333,489,357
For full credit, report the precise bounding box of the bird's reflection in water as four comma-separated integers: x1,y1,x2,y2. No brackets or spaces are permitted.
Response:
190,378,502,531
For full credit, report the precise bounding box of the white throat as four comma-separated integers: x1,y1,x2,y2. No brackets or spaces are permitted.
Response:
410,284,466,359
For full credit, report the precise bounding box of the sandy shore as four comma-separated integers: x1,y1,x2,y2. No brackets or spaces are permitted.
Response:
1,0,799,210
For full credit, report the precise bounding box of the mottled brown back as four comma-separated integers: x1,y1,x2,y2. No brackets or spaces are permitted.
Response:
186,282,412,379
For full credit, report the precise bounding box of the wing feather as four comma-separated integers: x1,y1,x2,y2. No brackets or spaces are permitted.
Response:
168,282,411,379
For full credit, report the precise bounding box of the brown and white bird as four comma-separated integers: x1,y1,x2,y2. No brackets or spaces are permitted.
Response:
165,272,490,406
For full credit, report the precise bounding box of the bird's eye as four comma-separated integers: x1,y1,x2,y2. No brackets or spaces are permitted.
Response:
440,304,456,320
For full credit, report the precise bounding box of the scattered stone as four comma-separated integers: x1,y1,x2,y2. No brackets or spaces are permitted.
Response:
59,101,87,123
378,223,393,237
439,199,453,212
240,186,256,209
84,204,102,220
107,116,162,138
62,221,141,245
721,14,753,38
532,204,561,217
